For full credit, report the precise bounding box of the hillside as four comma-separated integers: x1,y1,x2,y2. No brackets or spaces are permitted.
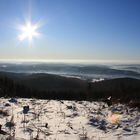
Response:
90,78,140,100
0,72,140,102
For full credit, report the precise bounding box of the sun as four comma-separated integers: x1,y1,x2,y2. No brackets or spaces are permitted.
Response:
18,22,40,41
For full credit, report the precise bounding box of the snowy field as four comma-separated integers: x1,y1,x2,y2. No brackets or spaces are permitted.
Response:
0,98,139,140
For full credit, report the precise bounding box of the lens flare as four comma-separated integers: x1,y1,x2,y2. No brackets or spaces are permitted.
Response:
107,113,122,124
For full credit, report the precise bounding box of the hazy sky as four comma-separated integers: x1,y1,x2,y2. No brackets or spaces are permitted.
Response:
0,0,140,62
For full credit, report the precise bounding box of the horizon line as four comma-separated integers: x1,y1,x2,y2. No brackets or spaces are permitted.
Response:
0,59,140,64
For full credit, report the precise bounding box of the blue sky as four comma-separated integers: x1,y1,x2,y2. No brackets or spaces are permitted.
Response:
0,0,140,62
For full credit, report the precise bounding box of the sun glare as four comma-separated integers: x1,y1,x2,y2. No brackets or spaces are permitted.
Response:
18,22,40,41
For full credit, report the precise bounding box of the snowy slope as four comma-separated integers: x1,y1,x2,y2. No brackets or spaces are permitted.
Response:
0,98,139,140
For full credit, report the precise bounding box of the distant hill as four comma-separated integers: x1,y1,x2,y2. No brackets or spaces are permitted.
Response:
0,72,86,91
0,72,140,101
16,73,87,91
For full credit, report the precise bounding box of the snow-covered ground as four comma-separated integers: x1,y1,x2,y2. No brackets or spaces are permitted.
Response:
0,98,139,140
